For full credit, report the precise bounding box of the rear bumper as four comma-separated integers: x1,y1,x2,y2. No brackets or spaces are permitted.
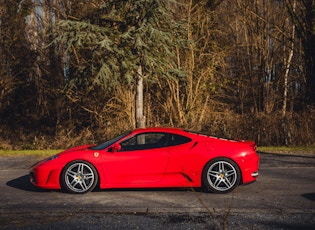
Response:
251,171,259,177
240,151,260,184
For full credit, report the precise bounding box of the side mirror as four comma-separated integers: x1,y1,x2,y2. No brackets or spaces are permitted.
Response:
109,143,121,152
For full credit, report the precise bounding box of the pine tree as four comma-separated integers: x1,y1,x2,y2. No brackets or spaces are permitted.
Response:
54,0,184,128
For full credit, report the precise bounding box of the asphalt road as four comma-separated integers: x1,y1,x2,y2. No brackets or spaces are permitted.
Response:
0,152,315,229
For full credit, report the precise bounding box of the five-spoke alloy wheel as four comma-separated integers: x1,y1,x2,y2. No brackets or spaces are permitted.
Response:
203,158,241,194
61,161,98,194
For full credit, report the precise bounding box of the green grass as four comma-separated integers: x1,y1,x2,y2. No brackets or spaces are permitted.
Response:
0,150,61,157
257,146,315,155
0,146,314,157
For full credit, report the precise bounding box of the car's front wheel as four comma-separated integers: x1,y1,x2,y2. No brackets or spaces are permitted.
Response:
60,161,98,194
202,158,241,194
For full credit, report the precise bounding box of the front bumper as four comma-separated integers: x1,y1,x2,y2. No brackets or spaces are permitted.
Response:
29,161,62,190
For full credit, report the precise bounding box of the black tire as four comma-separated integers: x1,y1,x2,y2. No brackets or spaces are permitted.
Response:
202,158,241,194
60,160,98,194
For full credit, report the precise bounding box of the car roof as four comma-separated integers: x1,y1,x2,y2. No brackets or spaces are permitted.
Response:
132,127,185,134
129,127,241,143
130,127,212,139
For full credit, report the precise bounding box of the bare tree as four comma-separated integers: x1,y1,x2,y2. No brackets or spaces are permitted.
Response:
155,0,226,128
282,0,296,116
285,0,315,106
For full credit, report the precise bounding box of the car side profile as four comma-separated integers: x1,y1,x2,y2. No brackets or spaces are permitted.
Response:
30,127,259,194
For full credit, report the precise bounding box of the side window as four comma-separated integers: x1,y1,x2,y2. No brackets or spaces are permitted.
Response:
120,133,168,151
168,134,191,146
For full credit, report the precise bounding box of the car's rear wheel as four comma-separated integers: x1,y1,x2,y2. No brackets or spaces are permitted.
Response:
202,158,241,194
61,161,98,194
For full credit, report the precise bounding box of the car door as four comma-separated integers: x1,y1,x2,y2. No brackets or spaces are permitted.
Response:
101,132,170,184
165,134,197,175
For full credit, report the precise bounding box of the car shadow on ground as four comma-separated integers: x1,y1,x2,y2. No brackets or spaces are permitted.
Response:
6,174,205,194
6,174,50,192
93,187,205,193
302,193,315,202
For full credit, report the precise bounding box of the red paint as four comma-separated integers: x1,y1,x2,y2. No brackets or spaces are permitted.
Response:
30,127,259,193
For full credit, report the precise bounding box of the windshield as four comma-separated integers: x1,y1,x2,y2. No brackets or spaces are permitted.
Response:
89,131,131,150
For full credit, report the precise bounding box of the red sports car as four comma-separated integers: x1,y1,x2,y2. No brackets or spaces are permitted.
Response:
30,127,259,194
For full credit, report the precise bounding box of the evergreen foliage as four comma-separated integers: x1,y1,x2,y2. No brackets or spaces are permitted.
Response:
54,0,184,91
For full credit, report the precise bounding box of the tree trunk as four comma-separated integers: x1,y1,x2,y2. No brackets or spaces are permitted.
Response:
135,65,146,128
282,0,296,117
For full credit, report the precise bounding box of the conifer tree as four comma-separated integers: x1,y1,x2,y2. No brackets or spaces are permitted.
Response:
54,0,184,128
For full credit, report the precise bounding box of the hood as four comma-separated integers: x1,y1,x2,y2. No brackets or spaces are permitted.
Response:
60,144,94,154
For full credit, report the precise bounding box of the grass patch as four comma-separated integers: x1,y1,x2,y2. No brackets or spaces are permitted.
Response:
258,146,315,155
0,150,61,157
1,147,314,157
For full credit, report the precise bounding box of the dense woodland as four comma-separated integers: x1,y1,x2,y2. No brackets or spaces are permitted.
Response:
0,0,314,149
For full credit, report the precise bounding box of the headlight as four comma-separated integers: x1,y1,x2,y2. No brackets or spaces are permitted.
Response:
30,154,59,168
45,154,59,162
